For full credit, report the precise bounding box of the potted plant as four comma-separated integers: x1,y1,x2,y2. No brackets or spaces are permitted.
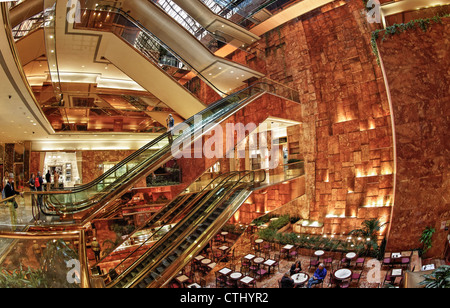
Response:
349,218,386,256
419,226,436,257
419,265,450,288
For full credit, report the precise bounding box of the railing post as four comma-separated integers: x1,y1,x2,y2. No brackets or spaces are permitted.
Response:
78,229,91,288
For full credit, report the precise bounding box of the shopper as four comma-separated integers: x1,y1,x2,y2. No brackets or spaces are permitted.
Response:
3,173,23,231
29,173,36,191
166,114,175,143
45,170,51,191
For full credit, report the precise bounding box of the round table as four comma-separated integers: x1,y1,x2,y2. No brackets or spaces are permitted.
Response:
201,258,212,265
253,257,265,264
230,272,243,280
255,239,264,244
291,273,309,286
315,250,325,257
334,268,352,280
346,252,357,260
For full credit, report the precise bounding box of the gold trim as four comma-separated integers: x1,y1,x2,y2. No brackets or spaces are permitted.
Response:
1,2,55,134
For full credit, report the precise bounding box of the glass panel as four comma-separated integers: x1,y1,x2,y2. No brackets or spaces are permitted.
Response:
0,236,81,288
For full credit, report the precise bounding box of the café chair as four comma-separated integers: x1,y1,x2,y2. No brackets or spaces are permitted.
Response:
355,257,365,269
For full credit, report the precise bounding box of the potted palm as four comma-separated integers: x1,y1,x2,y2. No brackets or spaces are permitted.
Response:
349,218,386,257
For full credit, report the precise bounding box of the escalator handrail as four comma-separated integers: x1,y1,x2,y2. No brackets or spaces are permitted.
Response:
91,170,241,271
104,173,244,286
42,82,266,198
39,82,269,215
124,170,257,288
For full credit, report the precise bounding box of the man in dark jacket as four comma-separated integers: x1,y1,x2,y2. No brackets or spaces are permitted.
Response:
280,272,295,288
3,173,22,230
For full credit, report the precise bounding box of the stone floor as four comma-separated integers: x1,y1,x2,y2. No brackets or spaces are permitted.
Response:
175,229,424,289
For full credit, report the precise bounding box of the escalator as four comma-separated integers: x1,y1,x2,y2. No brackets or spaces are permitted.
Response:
107,170,263,288
91,172,242,265
36,82,270,223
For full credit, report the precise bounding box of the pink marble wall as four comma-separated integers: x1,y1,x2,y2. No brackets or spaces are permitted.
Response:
377,18,450,257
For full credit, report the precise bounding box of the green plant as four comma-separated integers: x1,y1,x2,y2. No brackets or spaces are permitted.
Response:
370,14,450,65
40,239,80,288
349,218,386,256
419,265,450,288
0,265,47,288
419,226,436,256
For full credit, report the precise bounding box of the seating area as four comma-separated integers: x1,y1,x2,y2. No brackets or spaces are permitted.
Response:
167,227,423,288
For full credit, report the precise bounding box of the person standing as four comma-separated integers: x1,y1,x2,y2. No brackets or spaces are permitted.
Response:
36,171,44,207
45,170,51,191
53,170,60,190
4,173,23,231
166,114,175,143
29,173,36,191
91,237,101,262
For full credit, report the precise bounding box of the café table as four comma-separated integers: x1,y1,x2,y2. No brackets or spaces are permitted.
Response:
218,267,232,276
208,262,217,270
244,254,256,261
264,259,277,274
253,257,265,265
218,245,229,252
201,258,211,265
230,272,243,280
194,255,205,261
221,232,229,242
291,272,309,287
175,274,189,287
240,275,255,287
391,268,403,278
187,283,201,288
282,244,294,258
315,250,325,258
391,252,402,263
346,252,357,260
334,268,352,288
422,264,435,271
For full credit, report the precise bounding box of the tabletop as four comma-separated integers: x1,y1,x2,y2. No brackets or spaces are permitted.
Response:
176,275,189,283
391,268,403,277
283,244,294,250
253,257,265,264
219,267,232,275
334,268,352,280
201,258,212,265
230,272,243,280
240,276,255,284
292,273,309,284
187,283,201,288
264,259,276,266
244,254,256,260
422,264,435,271
346,252,356,259
255,239,264,244
391,252,402,258
194,255,205,261
218,245,229,251
315,250,325,256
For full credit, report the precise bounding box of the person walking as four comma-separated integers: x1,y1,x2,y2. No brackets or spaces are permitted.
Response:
91,237,101,262
166,114,175,143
